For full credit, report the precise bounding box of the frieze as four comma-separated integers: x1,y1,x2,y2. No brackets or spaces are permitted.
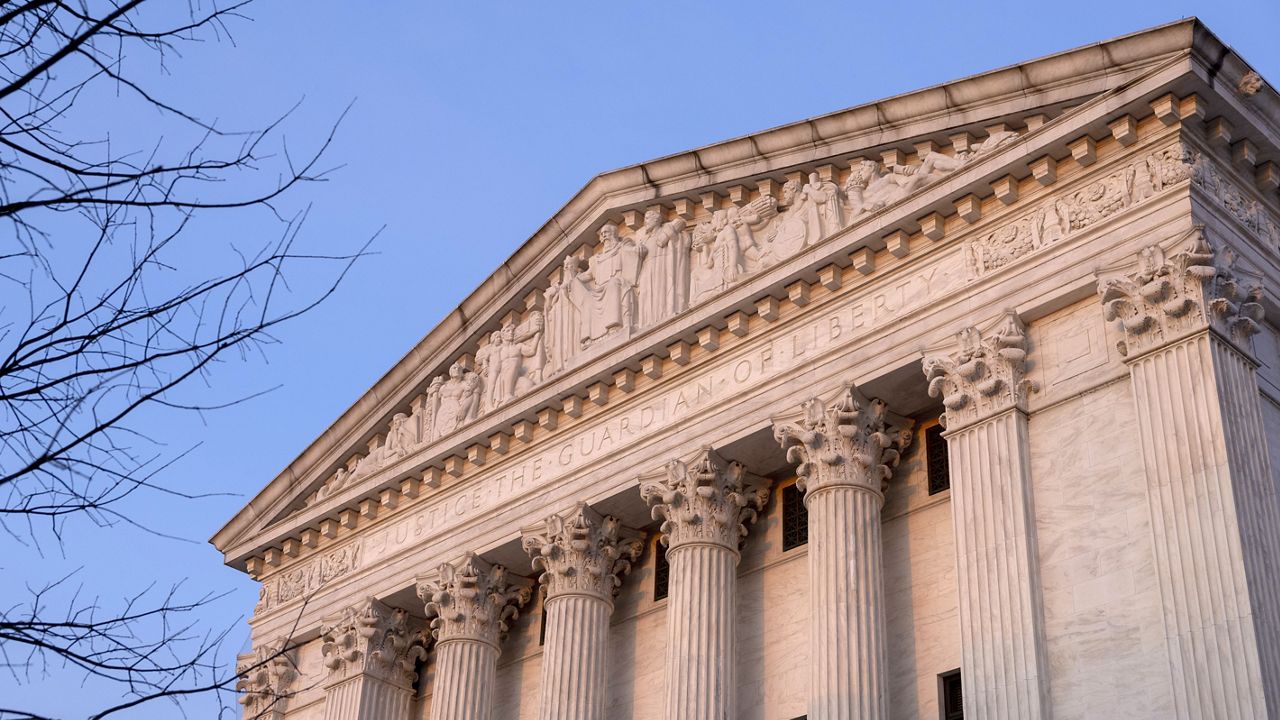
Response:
297,125,1026,512
354,252,966,570
965,142,1195,277
1190,150,1280,252
256,540,362,615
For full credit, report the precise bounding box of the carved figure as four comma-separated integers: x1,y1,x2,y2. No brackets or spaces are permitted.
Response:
635,208,690,328
566,222,642,346
475,330,502,411
544,259,581,375
383,412,416,461
800,171,844,238
513,309,546,392
434,362,479,434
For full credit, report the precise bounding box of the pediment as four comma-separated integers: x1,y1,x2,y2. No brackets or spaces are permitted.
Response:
214,19,1279,569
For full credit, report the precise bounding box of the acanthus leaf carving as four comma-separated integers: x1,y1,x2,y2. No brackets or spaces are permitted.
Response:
639,447,769,553
772,383,914,497
923,312,1038,430
318,597,428,690
520,502,643,604
1097,226,1265,358
415,552,533,648
236,636,298,720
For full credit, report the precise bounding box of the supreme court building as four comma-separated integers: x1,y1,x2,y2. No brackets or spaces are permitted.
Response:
215,20,1280,720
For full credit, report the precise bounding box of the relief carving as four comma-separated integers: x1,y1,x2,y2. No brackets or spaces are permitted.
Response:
1097,226,1265,357
415,552,533,647
236,637,297,720
772,383,913,497
923,312,1037,430
967,143,1195,276
255,540,362,615
639,447,769,553
319,597,428,689
521,502,644,604
301,124,1030,510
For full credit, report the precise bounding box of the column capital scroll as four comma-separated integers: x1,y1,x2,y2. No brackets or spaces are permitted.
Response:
923,311,1038,431
236,636,298,719
318,597,427,690
521,502,644,604
415,552,533,649
1097,226,1265,359
772,383,913,499
639,447,769,554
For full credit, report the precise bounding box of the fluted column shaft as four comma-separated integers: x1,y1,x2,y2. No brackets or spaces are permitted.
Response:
640,449,769,720
539,594,611,720
664,542,739,720
807,485,887,719
944,410,1049,720
324,673,414,720
1128,331,1279,718
429,639,500,720
523,503,642,720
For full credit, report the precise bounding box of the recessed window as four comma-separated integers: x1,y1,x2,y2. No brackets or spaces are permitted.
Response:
926,423,951,495
782,482,808,551
538,601,547,646
653,537,670,601
940,669,963,719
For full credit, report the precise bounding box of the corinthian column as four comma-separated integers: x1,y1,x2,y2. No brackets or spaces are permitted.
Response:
773,384,913,720
318,598,427,720
923,313,1049,719
415,553,533,720
639,447,769,720
1098,227,1280,718
521,503,644,720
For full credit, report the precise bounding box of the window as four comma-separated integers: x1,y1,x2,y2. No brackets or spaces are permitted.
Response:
940,669,963,720
926,423,951,495
653,537,670,600
538,601,547,646
782,482,808,550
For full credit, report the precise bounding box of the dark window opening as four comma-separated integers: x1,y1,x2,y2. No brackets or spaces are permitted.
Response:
926,423,951,495
538,600,547,646
782,482,809,551
653,537,670,601
941,669,963,720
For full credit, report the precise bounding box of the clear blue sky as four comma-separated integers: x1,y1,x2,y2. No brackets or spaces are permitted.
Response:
5,1,1278,717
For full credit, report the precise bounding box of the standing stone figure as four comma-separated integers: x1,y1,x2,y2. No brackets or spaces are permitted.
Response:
634,208,689,328
544,256,581,375
513,309,546,392
801,171,844,240
567,222,642,346
475,330,503,411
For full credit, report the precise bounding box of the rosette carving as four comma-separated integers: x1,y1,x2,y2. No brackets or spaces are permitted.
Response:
521,502,643,603
772,383,913,497
639,447,769,553
1098,227,1264,357
923,312,1038,430
319,597,428,689
415,552,533,647
236,637,297,719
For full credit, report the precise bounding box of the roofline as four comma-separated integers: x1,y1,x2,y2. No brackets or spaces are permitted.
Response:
212,18,1211,554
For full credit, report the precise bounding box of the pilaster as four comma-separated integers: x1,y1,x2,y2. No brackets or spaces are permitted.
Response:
521,503,643,720
1098,226,1280,718
416,552,533,720
922,313,1050,720
318,598,427,720
639,447,769,720
773,384,912,720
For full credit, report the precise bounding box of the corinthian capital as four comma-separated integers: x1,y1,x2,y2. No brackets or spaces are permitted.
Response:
772,383,913,497
416,552,533,647
319,597,427,689
639,447,769,553
1097,226,1265,357
236,637,297,719
521,502,644,603
923,312,1037,430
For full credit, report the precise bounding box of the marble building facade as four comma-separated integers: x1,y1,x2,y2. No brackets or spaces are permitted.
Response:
214,19,1280,720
